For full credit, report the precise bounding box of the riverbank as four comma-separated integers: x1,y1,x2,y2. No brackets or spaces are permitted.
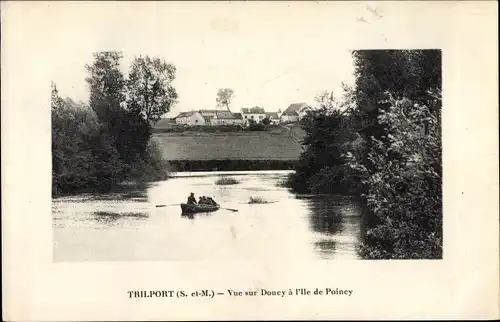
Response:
52,146,172,198
51,170,172,197
152,127,304,161
168,159,297,172
153,123,283,133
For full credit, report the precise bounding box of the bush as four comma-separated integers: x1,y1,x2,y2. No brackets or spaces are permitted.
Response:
347,93,442,259
248,121,266,131
286,105,361,195
215,177,240,185
51,97,122,193
123,140,171,182
306,165,363,195
261,118,271,125
248,196,268,204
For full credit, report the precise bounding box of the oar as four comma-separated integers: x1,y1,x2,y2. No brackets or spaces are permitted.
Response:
155,204,180,208
221,207,238,212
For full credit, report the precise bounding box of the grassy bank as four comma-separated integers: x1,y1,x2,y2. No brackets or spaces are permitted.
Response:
153,123,282,133
152,127,304,161
168,159,296,172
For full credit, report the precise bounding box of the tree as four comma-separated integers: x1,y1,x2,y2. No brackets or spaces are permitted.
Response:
127,56,178,124
347,94,442,259
287,104,360,194
352,49,441,113
314,90,337,110
51,82,63,111
85,51,126,123
216,88,234,111
51,88,115,193
347,50,442,258
85,51,149,163
52,52,172,195
261,117,271,126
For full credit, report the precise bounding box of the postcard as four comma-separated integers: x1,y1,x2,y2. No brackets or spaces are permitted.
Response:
2,1,498,320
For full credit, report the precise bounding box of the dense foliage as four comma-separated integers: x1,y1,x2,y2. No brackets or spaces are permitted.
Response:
348,93,442,259
287,50,442,259
286,104,363,195
52,52,175,195
127,55,178,123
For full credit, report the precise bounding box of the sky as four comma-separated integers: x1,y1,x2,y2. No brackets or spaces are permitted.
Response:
23,2,410,117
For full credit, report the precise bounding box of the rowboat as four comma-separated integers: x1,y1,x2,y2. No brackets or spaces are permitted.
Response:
180,203,220,214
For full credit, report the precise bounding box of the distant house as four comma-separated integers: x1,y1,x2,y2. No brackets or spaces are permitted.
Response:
232,112,245,125
175,111,206,126
265,112,280,124
199,109,219,125
199,109,218,118
280,103,311,123
211,110,241,125
241,106,266,124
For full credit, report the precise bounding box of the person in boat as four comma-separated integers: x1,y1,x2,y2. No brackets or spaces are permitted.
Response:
187,192,197,205
198,196,206,204
206,197,218,206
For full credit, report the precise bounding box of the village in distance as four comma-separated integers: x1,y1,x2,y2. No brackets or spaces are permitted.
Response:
152,89,310,169
157,90,311,130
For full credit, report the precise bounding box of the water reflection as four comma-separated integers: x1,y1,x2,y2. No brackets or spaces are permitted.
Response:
314,239,338,257
92,211,149,224
307,197,344,236
57,187,149,203
305,195,363,260
180,212,216,220
181,213,196,220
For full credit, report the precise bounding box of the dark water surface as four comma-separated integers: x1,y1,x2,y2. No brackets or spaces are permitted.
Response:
52,170,365,261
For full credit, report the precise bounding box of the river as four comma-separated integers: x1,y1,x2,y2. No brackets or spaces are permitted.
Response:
52,170,365,261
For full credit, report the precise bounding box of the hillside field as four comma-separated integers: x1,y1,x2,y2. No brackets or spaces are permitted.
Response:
152,126,305,161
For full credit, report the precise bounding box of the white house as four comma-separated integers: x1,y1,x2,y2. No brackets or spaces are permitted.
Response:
174,111,206,126
211,110,243,125
265,111,280,124
280,103,311,123
232,112,245,125
199,109,218,125
241,106,266,124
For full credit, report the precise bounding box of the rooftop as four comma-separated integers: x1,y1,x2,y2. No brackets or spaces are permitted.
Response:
215,110,236,119
175,111,200,118
199,109,219,114
241,106,266,114
282,103,310,116
265,112,279,119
